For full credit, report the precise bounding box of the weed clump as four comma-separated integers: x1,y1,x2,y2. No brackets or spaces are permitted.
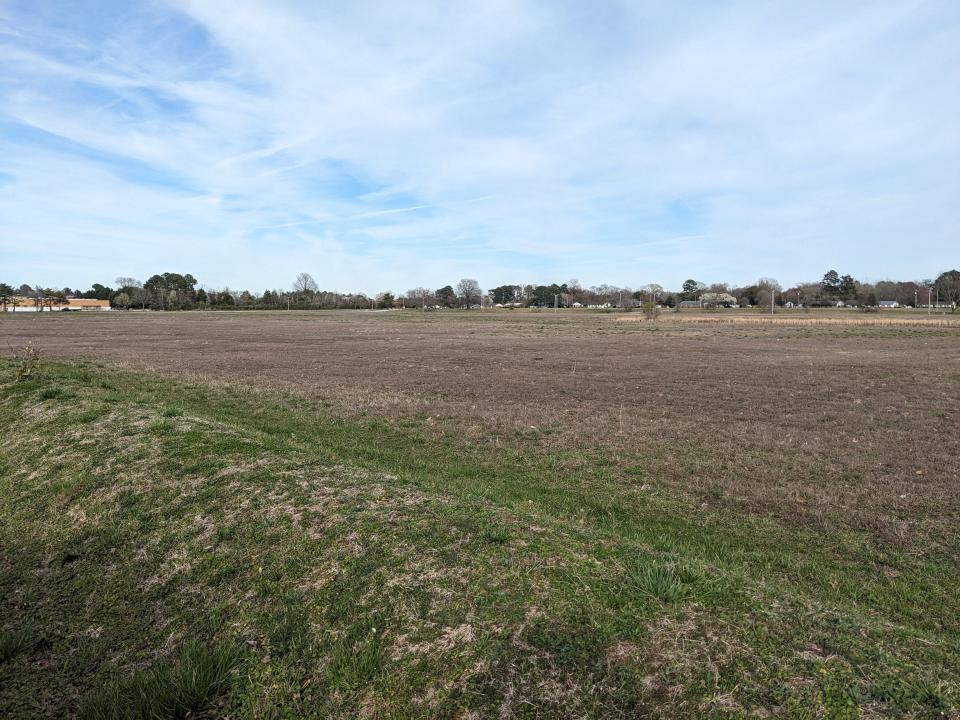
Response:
631,564,692,603
481,525,510,545
14,342,41,382
77,641,239,720
0,629,34,664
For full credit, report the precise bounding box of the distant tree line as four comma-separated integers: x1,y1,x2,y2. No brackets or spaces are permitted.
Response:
779,269,960,309
2,269,958,312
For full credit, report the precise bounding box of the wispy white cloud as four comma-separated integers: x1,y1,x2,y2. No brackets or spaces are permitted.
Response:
1,0,957,292
254,204,430,230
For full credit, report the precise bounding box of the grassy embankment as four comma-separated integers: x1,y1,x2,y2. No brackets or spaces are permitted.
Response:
0,357,957,718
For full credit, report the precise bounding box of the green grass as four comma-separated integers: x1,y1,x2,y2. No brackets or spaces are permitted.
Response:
0,359,957,718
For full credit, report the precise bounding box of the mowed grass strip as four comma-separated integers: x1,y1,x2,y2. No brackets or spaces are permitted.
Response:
0,359,957,719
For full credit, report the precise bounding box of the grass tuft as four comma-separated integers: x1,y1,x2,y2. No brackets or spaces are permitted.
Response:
326,619,387,690
77,641,239,720
146,418,175,434
869,674,954,711
480,525,510,545
628,562,696,604
265,599,310,656
0,629,34,664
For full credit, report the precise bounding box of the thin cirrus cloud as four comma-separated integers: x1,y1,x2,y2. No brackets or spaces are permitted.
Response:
0,0,957,293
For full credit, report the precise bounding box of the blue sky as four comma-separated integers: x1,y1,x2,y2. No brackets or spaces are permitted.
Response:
1,0,958,293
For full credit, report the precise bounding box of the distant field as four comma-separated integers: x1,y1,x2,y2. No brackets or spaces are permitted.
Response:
1,310,958,718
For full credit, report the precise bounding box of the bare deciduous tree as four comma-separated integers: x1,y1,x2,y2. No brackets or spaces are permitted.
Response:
293,273,319,294
455,278,481,308
115,277,146,308
405,287,434,309
756,278,782,310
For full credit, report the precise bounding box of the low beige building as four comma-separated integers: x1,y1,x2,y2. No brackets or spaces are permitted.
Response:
1,297,112,311
64,298,111,311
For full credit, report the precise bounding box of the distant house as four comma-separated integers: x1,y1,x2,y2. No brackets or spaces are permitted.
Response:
878,300,899,308
679,300,702,309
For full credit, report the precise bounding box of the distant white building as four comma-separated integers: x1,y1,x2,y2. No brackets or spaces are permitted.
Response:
878,300,899,308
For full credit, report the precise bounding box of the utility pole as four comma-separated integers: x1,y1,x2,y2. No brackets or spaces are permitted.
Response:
928,286,932,314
